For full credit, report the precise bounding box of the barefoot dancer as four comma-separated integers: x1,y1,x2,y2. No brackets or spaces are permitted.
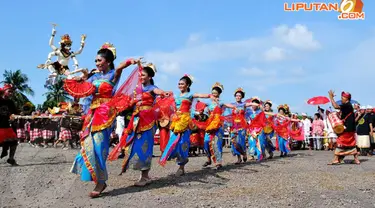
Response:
108,63,170,187
0,84,19,166
273,105,300,157
203,82,230,169
258,100,276,159
228,88,248,164
328,90,359,165
67,43,141,198
246,97,266,161
159,74,215,176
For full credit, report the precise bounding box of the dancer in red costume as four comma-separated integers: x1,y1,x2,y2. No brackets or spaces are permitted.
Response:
108,63,171,187
66,43,142,197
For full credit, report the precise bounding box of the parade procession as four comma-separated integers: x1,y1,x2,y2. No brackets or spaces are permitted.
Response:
0,1,373,207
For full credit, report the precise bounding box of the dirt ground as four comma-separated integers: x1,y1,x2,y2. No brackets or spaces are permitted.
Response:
1,144,375,208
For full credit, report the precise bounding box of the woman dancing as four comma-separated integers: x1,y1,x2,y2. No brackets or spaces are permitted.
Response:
258,100,276,159
66,43,141,198
228,88,248,164
273,104,300,157
203,82,232,169
108,63,170,187
246,97,267,161
159,74,215,176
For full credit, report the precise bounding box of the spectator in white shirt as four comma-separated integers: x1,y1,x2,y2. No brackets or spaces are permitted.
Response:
301,113,311,150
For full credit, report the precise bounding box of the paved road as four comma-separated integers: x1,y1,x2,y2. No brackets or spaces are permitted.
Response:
1,144,375,208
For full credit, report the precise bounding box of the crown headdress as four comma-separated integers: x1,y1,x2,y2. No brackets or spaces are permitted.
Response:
144,63,157,74
100,42,116,59
264,100,272,106
234,87,245,94
212,82,224,91
183,74,194,83
278,104,290,111
251,96,261,102
60,34,72,45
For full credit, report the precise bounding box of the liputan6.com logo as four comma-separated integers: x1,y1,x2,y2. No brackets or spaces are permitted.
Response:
338,0,364,20
284,0,365,20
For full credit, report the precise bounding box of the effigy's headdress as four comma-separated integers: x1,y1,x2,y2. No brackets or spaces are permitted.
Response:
60,34,72,45
100,42,117,59
212,82,224,91
234,87,245,98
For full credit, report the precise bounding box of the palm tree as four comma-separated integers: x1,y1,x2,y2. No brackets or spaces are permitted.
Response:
42,77,72,110
1,69,34,109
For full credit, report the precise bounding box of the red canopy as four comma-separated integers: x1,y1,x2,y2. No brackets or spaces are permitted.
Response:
307,96,330,105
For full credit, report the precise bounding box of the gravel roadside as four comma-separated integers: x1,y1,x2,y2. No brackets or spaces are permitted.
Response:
1,144,375,208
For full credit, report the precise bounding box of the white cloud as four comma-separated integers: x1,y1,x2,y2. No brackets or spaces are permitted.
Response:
145,24,320,75
146,38,265,66
252,85,267,92
255,76,307,86
288,67,305,76
159,61,181,74
263,47,287,61
329,34,375,105
273,24,320,50
241,71,310,93
187,33,201,44
240,67,277,77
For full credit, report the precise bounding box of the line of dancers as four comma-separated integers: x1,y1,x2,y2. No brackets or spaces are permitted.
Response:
1,38,357,199
0,25,358,199
59,42,309,198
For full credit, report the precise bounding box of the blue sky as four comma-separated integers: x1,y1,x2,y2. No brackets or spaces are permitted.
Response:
0,0,374,116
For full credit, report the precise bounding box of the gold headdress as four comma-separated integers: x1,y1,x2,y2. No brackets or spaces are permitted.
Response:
100,42,116,59
144,63,157,74
277,104,290,112
60,34,72,45
251,96,261,102
234,87,245,97
264,100,272,106
212,82,224,91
